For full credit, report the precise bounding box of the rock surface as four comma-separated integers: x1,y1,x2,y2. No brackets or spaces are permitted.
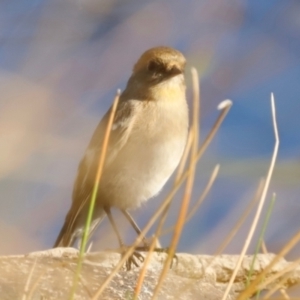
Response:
0,248,299,300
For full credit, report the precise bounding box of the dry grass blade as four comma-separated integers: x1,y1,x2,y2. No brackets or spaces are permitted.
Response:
216,178,264,256
233,93,280,300
258,259,300,300
260,242,292,300
156,128,194,243
260,257,300,297
133,238,157,299
21,258,37,300
261,239,268,254
166,165,221,300
133,130,194,299
91,160,195,299
91,93,232,300
70,90,120,300
238,229,300,299
175,128,194,184
222,93,279,300
162,164,219,237
184,164,219,222
175,178,264,300
279,289,291,300
91,152,194,299
262,241,292,299
26,268,49,300
80,89,121,254
150,67,200,299
246,193,276,290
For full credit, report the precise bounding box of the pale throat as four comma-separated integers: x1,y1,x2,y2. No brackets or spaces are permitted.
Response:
153,74,185,102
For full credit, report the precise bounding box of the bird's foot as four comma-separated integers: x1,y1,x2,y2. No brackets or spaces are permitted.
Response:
135,246,178,268
119,245,145,271
125,250,144,271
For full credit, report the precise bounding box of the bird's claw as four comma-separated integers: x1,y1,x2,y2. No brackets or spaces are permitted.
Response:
120,246,145,271
125,251,144,271
135,246,178,268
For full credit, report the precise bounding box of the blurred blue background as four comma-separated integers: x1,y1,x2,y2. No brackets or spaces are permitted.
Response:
0,0,299,263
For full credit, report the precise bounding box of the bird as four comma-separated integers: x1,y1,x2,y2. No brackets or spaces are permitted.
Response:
53,46,189,267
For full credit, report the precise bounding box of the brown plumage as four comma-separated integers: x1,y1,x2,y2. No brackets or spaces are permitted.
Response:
54,46,189,254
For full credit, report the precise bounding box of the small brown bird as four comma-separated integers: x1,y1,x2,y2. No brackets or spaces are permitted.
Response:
54,46,189,263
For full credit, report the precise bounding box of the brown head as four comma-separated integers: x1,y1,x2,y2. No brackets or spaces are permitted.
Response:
133,46,186,81
124,47,186,100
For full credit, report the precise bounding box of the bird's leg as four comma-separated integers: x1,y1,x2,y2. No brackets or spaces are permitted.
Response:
121,209,149,247
121,209,177,268
104,206,144,270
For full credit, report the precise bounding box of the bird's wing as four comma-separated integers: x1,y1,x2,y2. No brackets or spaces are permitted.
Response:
54,99,139,246
70,99,137,217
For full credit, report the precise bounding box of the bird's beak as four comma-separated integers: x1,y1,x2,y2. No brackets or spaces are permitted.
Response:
168,66,183,76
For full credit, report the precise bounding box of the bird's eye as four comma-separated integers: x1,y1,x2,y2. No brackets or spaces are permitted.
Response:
147,60,163,73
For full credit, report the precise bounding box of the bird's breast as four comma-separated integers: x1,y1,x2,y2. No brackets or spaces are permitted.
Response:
101,98,188,209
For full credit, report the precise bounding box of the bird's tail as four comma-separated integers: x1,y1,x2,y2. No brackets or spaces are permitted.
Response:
53,220,72,247
53,208,106,248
